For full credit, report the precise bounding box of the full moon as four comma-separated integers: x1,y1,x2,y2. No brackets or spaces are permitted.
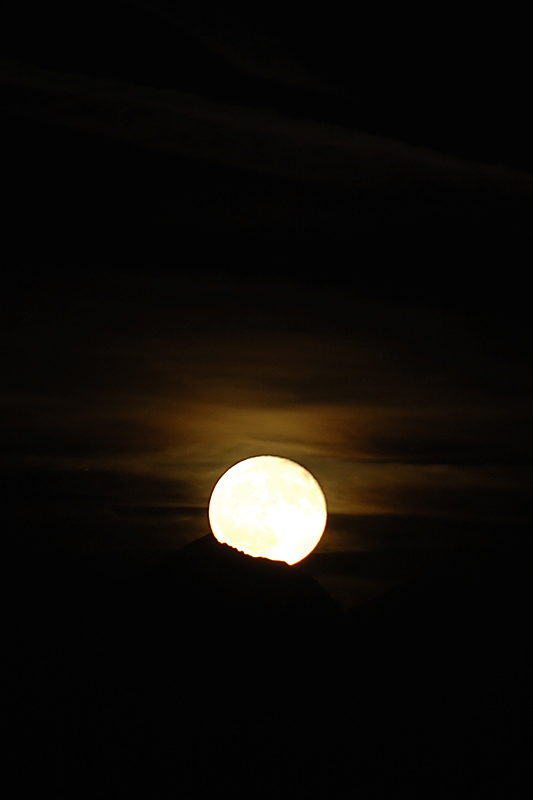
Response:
208,456,327,564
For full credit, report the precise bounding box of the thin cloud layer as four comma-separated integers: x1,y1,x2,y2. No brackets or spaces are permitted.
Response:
3,271,530,558
2,7,531,613
3,58,532,194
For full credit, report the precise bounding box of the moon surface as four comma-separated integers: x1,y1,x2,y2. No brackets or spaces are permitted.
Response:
208,456,327,564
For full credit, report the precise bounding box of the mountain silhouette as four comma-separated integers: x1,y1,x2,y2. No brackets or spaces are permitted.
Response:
339,544,530,798
6,534,529,798
7,534,343,796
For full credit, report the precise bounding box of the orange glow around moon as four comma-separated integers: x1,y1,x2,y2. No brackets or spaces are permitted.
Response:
208,456,328,564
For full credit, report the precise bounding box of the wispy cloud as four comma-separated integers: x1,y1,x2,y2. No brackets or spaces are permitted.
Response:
3,58,532,193
3,271,530,555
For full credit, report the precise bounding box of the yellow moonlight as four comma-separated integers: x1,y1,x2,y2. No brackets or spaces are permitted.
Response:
208,456,327,564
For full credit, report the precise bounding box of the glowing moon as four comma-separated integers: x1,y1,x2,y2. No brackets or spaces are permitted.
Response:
208,456,327,564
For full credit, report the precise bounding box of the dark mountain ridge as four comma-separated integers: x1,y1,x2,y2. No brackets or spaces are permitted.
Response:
7,533,529,798
7,534,343,794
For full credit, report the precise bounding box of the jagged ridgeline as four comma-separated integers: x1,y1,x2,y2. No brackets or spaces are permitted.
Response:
7,535,529,798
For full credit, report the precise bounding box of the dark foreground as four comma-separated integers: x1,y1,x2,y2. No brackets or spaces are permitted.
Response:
7,534,530,798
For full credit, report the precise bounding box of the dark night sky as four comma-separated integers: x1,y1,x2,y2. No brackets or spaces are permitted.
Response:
2,2,532,607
